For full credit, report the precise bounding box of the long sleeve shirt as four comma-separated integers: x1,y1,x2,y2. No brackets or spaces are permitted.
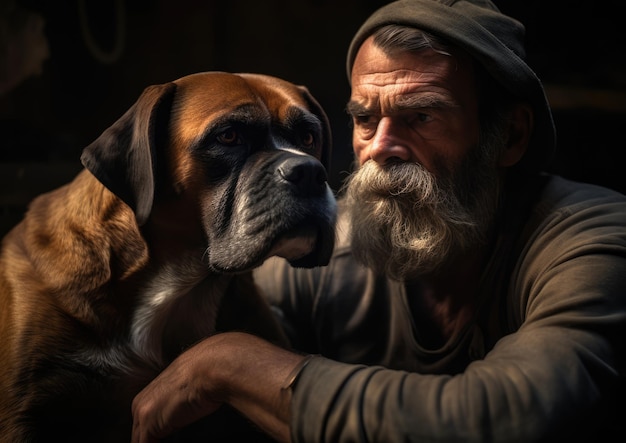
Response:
254,173,626,442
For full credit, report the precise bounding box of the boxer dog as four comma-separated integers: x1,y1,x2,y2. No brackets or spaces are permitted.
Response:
0,72,336,442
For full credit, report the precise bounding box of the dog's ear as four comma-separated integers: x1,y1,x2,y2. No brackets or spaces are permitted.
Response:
80,82,176,226
298,85,332,172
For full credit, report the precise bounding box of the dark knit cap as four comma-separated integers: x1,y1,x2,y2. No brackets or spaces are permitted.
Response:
347,0,556,171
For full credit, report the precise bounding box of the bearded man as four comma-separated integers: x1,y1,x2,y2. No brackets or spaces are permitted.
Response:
131,1,626,442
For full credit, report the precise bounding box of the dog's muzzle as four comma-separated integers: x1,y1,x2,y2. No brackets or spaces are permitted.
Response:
205,149,337,273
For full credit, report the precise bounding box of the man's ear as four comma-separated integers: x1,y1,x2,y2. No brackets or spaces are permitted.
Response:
499,103,533,167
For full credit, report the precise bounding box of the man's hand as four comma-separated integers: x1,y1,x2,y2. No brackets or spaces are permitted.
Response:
131,336,226,442
131,332,306,443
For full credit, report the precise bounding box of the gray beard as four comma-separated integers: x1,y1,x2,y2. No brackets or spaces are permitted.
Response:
342,143,502,280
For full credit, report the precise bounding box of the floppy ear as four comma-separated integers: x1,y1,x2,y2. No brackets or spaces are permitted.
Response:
298,85,333,172
80,82,176,226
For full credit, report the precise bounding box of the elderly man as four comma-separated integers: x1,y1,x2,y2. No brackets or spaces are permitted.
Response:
131,1,626,441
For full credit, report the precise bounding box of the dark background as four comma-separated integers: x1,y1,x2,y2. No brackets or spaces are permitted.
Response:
1,0,625,236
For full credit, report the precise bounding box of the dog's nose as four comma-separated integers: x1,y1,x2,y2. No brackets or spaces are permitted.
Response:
278,156,328,195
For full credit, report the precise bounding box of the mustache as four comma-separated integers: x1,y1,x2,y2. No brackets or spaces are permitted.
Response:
344,160,474,226
343,160,436,203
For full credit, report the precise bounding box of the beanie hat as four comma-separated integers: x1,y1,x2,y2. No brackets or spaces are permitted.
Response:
346,0,556,171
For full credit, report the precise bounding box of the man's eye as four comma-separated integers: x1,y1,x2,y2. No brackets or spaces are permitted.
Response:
410,112,433,124
352,115,378,139
217,129,241,145
354,114,376,126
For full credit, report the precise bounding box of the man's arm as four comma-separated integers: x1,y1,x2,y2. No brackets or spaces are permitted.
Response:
131,332,307,443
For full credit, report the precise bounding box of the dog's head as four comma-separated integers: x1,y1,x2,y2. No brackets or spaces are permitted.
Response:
80,72,336,272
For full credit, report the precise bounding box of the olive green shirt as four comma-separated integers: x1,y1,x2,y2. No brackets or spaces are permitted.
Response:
255,174,626,442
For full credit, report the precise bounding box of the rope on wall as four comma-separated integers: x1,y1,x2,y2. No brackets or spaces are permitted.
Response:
77,0,125,64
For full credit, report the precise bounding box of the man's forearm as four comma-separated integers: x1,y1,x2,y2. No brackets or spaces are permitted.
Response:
219,332,310,443
132,331,307,443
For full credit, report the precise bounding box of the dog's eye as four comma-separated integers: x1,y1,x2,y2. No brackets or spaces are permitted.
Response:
301,131,315,147
217,129,241,145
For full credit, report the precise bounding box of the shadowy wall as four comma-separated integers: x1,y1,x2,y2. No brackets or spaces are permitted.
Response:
1,0,625,236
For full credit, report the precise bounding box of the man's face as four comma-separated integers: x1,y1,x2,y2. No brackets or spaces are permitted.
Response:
344,36,504,279
348,36,481,171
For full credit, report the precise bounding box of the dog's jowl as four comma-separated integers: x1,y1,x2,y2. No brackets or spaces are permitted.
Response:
0,72,337,442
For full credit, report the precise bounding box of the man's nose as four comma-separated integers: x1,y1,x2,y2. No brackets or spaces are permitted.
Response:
368,117,411,165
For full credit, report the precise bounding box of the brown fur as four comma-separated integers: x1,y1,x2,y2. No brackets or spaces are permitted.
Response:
0,72,336,442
